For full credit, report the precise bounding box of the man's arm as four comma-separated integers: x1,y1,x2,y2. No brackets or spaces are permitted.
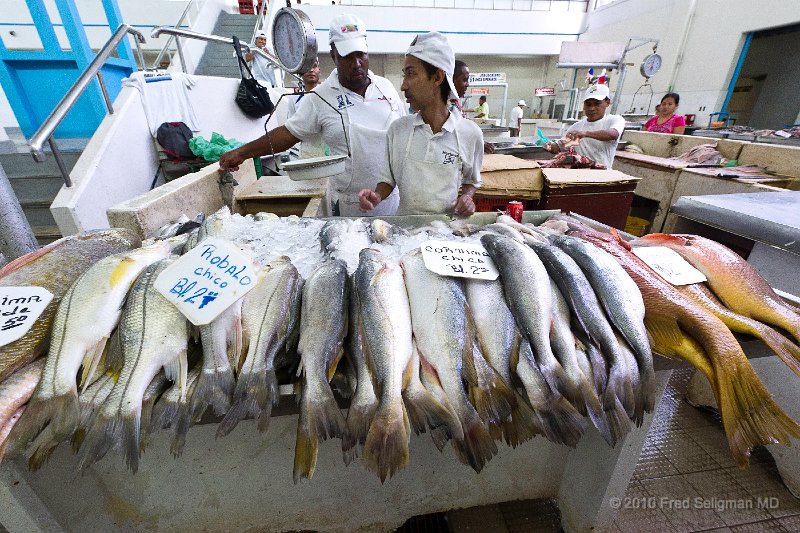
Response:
219,126,300,171
358,182,395,212
566,128,620,142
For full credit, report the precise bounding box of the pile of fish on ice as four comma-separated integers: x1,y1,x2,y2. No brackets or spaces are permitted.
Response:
0,209,798,483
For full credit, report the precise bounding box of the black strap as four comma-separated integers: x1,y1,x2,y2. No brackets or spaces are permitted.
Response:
232,35,257,81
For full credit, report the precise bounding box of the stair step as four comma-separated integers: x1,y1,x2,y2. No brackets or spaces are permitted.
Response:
7,175,64,204
21,203,57,228
33,226,62,245
0,152,80,179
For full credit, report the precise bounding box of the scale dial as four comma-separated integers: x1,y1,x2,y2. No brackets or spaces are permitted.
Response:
271,8,317,74
640,53,662,78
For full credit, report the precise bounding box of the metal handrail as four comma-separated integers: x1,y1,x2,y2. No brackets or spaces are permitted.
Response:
28,24,146,186
151,0,201,70
150,26,300,83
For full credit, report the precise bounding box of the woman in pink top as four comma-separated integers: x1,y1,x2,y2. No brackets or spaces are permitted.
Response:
645,93,686,134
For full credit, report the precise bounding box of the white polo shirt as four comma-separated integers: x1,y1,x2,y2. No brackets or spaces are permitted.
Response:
509,106,524,129
285,69,404,176
379,110,484,189
565,113,625,168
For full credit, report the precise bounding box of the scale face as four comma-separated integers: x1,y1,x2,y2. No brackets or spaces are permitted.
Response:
271,7,317,74
640,53,662,78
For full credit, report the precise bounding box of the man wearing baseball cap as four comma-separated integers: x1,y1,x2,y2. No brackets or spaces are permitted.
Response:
243,31,278,87
358,32,484,216
220,14,405,216
509,99,526,138
544,83,624,168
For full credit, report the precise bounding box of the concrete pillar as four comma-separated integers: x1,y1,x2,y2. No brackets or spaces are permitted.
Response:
0,163,39,259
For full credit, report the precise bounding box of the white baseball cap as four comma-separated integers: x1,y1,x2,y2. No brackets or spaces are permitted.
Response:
518,100,527,106
583,84,610,102
329,14,368,57
406,32,458,102
255,31,267,39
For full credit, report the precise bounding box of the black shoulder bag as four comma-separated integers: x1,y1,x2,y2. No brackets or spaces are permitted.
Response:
233,35,275,118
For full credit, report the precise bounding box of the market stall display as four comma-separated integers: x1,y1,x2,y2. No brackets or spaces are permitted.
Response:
0,210,798,485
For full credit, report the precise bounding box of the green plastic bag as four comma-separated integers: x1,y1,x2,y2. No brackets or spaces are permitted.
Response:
189,132,244,162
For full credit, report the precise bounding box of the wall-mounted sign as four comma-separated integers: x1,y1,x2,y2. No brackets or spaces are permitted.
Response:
470,87,490,95
469,72,506,84
535,87,556,97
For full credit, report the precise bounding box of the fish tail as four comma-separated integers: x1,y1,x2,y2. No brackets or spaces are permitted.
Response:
538,356,579,406
295,379,348,482
79,409,142,473
342,385,378,464
744,321,800,378
466,372,516,427
715,361,800,468
536,394,587,448
363,401,411,483
256,369,279,433
149,395,181,433
190,367,235,419
170,402,193,458
403,382,463,441
584,342,608,394
293,404,319,483
25,428,60,472
4,391,79,459
601,393,633,447
452,410,498,473
498,394,540,448
216,367,272,438
607,361,636,419
578,375,616,447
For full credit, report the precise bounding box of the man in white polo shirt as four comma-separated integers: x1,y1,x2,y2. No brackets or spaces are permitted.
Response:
219,14,405,216
358,32,483,216
544,83,624,168
509,99,526,138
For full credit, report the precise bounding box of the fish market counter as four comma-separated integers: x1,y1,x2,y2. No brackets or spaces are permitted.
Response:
0,210,684,533
664,191,800,497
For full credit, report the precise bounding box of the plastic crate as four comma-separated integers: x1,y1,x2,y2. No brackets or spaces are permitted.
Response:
238,1,255,14
475,197,512,213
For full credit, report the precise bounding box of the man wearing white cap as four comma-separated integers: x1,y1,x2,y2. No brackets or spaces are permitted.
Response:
358,32,484,216
220,14,405,216
509,100,526,138
544,83,624,168
244,31,278,88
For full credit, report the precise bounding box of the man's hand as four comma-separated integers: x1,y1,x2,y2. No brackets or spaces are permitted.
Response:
454,193,476,216
483,142,495,154
543,141,560,154
219,149,245,172
358,189,382,213
565,130,587,141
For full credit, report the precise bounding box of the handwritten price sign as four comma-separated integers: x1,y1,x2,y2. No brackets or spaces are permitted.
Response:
155,237,259,325
421,240,499,280
0,286,54,347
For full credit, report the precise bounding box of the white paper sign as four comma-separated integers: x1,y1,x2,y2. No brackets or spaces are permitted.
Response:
632,246,707,286
0,286,54,347
421,240,499,280
154,237,259,326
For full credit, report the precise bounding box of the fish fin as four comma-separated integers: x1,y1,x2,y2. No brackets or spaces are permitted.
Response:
363,401,410,483
149,392,181,433
24,428,61,472
216,366,275,438
402,376,463,441
452,409,498,473
79,337,109,392
466,362,516,426
227,317,245,373
577,372,616,447
605,359,635,425
600,394,632,448
4,391,80,459
294,380,348,483
190,367,235,419
80,408,142,473
105,329,125,374
342,382,378,465
497,393,540,448
170,400,194,458
256,369,279,433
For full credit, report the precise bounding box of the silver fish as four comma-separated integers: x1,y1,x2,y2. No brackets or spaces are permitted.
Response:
191,299,243,419
79,259,189,473
218,257,302,437
526,239,635,422
294,259,349,482
5,243,172,459
402,250,496,473
552,234,655,424
480,234,574,402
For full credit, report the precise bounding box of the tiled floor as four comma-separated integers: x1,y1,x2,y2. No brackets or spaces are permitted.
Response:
435,368,800,533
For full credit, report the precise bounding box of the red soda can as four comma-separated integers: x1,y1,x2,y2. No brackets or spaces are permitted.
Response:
505,201,524,223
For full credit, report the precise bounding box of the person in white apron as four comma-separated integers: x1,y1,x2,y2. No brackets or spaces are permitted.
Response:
219,14,404,217
358,32,485,217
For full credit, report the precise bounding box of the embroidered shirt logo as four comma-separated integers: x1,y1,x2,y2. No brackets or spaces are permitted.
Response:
336,94,354,109
442,151,458,165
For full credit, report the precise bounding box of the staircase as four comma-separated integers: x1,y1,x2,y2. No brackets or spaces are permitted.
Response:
0,133,84,245
195,12,258,78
